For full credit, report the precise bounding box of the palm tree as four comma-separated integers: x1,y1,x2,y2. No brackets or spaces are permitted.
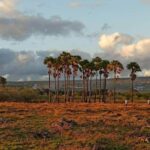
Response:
99,68,103,102
43,56,54,102
92,57,102,102
110,60,124,103
79,59,90,102
101,60,110,102
71,55,82,102
53,58,63,102
127,62,141,102
59,52,72,102
88,61,95,103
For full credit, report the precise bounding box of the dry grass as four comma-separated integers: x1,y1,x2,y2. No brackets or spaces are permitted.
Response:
0,102,150,150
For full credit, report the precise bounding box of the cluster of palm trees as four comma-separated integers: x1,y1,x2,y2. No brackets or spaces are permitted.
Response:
44,51,141,103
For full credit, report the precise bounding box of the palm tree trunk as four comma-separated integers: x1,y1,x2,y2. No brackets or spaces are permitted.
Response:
89,76,92,103
48,71,51,102
131,80,134,103
72,74,75,102
86,78,89,103
57,75,60,103
64,71,67,103
95,73,98,102
99,73,102,102
54,76,57,102
82,73,85,102
68,75,70,102
66,75,68,102
113,72,116,103
102,77,107,102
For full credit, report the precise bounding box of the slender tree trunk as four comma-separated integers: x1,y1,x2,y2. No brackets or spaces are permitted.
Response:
89,76,92,103
102,77,107,102
54,76,57,102
113,72,116,103
95,73,98,102
57,75,60,103
64,71,67,103
68,75,70,102
131,80,134,103
48,71,51,102
66,75,68,102
99,74,102,102
72,74,75,102
86,78,89,103
82,73,85,102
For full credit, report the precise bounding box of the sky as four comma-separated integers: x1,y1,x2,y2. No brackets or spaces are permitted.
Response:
0,0,150,81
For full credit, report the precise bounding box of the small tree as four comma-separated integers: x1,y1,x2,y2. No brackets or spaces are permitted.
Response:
127,62,141,102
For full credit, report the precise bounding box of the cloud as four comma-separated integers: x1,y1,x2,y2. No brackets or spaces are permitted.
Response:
101,23,111,32
0,49,92,81
0,0,85,41
98,32,150,76
68,0,102,9
142,69,150,76
0,0,17,15
99,32,133,51
0,49,16,66
0,15,85,41
120,39,150,59
69,1,81,8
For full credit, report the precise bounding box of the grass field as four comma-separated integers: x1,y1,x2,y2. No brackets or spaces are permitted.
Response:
0,102,150,150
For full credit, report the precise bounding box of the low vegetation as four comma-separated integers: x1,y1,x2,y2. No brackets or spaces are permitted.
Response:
0,87,150,103
0,102,149,149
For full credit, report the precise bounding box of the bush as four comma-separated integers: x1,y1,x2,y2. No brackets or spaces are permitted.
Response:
0,87,39,102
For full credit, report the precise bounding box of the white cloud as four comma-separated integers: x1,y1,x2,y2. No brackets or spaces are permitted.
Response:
3,74,10,79
17,52,34,63
0,0,85,41
0,0,18,16
143,69,150,76
68,0,102,9
98,32,150,77
69,1,81,8
99,32,133,51
120,39,150,58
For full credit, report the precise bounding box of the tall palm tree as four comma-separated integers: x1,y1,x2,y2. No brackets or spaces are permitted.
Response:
127,62,141,102
59,52,72,102
43,56,54,102
92,57,102,102
99,68,103,102
87,61,95,103
53,58,63,102
110,60,124,103
101,60,110,102
71,55,82,102
79,59,90,102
